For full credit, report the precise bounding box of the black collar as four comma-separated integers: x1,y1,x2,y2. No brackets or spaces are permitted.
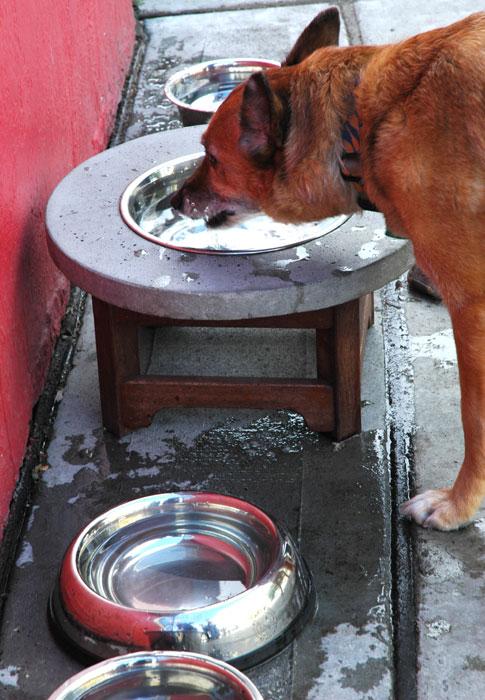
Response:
340,109,378,211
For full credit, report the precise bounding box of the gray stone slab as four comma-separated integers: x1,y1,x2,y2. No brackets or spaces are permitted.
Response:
137,0,317,17
355,0,483,42
293,430,393,699
0,296,393,698
46,126,412,321
405,289,485,699
125,4,349,140
148,326,318,377
414,524,485,698
353,1,485,696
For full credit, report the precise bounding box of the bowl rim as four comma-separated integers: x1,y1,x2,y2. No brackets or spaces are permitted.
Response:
119,150,205,242
47,650,265,700
163,57,281,111
50,492,316,667
62,491,281,609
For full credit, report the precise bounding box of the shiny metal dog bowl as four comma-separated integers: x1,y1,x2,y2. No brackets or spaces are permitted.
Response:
47,651,264,699
164,58,280,125
120,153,349,254
50,492,315,668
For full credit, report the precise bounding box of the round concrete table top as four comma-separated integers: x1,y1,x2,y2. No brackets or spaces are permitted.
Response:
46,126,414,321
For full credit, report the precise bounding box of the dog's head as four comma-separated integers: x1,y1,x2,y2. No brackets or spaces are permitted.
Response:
171,7,359,225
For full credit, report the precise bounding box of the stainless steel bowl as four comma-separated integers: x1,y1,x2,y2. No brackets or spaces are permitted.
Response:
119,152,349,254
164,58,280,125
47,651,264,699
50,492,315,668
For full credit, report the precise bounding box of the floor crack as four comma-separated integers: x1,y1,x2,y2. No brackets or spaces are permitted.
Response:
381,278,419,700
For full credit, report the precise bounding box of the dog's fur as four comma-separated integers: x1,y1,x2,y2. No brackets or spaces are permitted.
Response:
171,9,485,530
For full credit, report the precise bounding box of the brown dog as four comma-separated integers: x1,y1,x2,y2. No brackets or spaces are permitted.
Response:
171,8,485,530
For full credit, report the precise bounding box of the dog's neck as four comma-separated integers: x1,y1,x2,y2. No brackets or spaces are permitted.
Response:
341,108,378,211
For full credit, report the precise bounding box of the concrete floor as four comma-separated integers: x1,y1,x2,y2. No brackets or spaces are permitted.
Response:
1,2,485,698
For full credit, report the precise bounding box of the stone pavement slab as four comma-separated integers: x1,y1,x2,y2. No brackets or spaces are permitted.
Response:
404,290,485,698
355,0,484,41
2,2,485,699
136,0,334,18
0,295,394,698
125,3,349,140
355,2,485,697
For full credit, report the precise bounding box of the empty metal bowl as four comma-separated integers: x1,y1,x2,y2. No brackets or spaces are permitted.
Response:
164,58,280,125
119,152,349,254
47,651,264,699
50,492,316,668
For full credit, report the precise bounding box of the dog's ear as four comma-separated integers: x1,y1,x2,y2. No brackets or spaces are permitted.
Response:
239,72,286,161
284,7,340,66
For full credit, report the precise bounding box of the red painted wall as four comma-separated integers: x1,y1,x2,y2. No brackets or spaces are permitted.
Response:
0,0,135,540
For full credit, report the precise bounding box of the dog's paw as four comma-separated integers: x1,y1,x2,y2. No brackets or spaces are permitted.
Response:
400,489,474,530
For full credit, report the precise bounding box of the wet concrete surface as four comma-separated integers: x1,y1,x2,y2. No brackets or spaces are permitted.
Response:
406,295,485,697
2,1,485,698
124,3,350,141
0,293,394,699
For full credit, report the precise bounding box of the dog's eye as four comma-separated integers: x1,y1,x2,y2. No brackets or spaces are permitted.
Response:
207,153,218,168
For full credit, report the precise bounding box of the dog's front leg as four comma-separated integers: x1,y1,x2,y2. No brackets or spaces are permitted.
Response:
402,299,485,529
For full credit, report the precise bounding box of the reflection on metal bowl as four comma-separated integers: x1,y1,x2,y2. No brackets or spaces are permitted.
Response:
120,153,349,254
47,651,264,699
164,58,280,126
49,492,316,668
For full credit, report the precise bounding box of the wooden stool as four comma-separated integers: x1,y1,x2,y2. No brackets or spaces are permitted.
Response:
46,127,413,442
92,293,373,441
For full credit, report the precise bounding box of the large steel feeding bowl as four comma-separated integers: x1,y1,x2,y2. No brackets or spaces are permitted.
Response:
164,58,280,125
49,492,316,668
47,651,264,699
119,152,349,254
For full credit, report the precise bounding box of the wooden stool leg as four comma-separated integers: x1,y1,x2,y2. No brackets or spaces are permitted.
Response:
92,297,139,437
331,298,362,441
317,295,373,441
